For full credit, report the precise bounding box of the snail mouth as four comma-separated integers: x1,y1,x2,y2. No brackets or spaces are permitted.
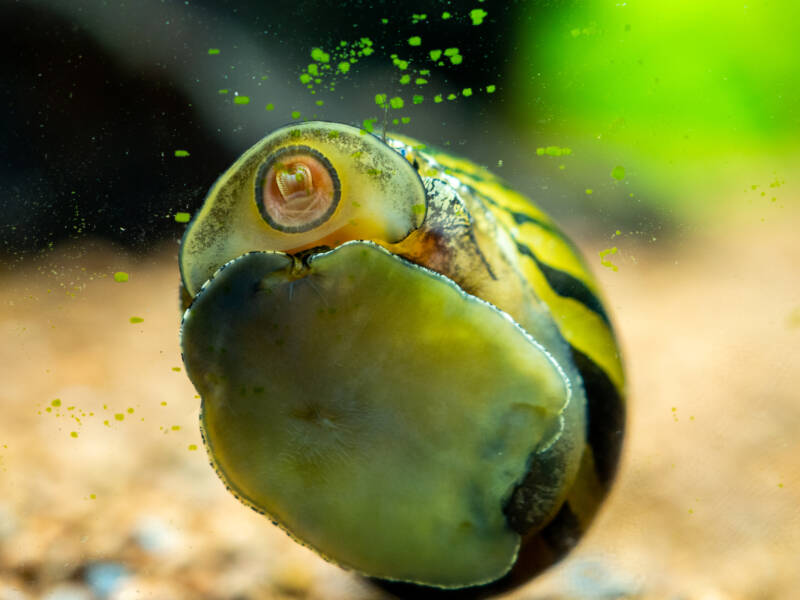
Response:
180,241,570,588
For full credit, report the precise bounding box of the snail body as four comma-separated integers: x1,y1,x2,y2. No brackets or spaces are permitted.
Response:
179,122,624,594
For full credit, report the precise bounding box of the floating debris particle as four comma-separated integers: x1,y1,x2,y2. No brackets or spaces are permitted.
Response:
173,150,190,157
536,146,572,157
599,247,619,271
174,212,191,223
470,9,488,25
310,47,330,63
113,272,129,283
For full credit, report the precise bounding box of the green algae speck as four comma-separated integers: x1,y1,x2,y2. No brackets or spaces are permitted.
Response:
291,110,301,119
413,95,424,104
114,413,124,421
113,272,129,283
470,9,488,25
52,399,61,407
174,150,190,157
265,103,275,111
536,146,572,157
441,11,451,19
462,88,473,97
70,432,78,438
310,47,330,63
585,189,593,195
207,48,220,55
129,316,144,324
429,49,442,61
234,96,250,105
408,36,422,46
338,61,350,74
611,165,626,180
486,84,496,93
188,444,198,451
599,247,619,271
174,212,191,223
389,97,404,109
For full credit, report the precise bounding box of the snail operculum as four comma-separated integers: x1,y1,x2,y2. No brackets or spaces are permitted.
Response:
180,241,572,588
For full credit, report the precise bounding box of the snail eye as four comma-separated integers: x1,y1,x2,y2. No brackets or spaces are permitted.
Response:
255,146,341,233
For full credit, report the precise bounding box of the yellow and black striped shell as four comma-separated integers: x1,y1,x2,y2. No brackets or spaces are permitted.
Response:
179,121,624,597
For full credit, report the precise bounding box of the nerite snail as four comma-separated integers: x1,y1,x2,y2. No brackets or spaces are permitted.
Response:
178,121,625,597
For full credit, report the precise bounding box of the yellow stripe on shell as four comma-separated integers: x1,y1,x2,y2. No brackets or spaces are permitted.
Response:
516,257,624,393
483,201,600,295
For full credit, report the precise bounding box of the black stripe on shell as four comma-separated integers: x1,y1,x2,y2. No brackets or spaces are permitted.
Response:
571,346,626,486
514,241,611,326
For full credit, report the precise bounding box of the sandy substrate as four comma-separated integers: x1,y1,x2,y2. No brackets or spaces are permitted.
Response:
0,213,798,600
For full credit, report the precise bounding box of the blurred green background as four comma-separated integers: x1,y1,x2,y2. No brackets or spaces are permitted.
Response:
513,0,800,222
